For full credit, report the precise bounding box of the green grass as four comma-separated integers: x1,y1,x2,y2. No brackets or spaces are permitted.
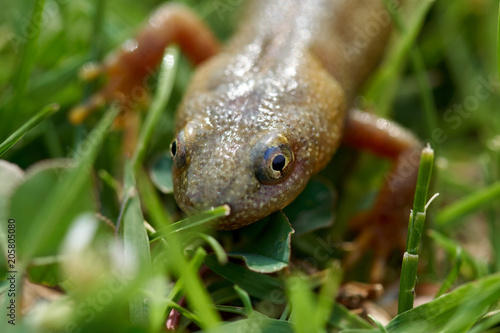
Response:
1,0,500,332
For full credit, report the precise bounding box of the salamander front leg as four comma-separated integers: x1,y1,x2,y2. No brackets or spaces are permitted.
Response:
69,3,220,124
341,109,423,282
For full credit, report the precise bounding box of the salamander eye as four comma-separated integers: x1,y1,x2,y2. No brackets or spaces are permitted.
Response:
170,131,187,167
170,140,177,158
253,134,294,185
272,154,286,171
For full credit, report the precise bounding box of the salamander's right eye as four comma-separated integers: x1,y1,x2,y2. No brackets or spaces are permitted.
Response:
252,133,295,185
170,131,186,167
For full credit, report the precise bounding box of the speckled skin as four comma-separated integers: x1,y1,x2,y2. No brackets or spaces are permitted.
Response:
172,0,394,229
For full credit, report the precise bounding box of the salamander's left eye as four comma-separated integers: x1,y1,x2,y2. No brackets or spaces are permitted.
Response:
253,134,294,185
170,139,177,158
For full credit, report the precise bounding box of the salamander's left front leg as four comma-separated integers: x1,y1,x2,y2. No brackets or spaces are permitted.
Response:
342,109,423,282
70,3,220,124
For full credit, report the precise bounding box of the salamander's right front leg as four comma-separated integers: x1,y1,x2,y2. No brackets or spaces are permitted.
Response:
69,3,220,124
341,109,423,282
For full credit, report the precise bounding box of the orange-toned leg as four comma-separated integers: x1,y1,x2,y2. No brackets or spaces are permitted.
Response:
70,3,220,124
342,109,423,282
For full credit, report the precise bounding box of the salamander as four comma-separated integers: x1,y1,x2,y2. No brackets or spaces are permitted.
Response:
71,0,422,281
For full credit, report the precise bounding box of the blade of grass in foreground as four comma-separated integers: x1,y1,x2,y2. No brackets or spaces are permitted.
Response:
398,146,435,314
122,160,153,326
143,199,222,328
163,247,207,319
287,276,318,333
136,167,173,229
22,107,117,261
0,103,59,157
389,273,500,333
132,46,180,170
149,205,230,242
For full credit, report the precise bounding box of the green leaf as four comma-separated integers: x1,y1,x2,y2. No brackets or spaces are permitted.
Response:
229,212,294,273
387,273,500,332
121,159,152,326
149,152,174,194
10,160,96,259
283,177,336,236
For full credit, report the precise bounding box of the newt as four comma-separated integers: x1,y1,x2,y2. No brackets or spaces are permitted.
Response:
71,0,422,281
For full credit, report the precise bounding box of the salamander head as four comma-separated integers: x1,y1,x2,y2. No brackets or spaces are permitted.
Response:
171,122,309,229
170,55,345,230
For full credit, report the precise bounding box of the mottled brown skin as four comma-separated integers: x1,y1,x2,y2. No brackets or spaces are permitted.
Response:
72,0,421,281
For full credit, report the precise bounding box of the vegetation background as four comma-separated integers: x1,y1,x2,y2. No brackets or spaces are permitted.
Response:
0,0,500,332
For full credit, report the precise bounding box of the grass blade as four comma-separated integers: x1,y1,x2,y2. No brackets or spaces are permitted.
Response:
434,247,462,298
0,103,59,157
144,199,222,328
188,233,228,265
132,46,180,169
365,0,434,116
389,273,500,332
435,181,500,227
428,230,487,279
399,146,435,314
136,167,173,229
234,285,253,316
287,275,320,333
163,247,207,318
122,159,153,325
381,0,438,139
8,0,46,123
149,205,230,242
469,310,500,333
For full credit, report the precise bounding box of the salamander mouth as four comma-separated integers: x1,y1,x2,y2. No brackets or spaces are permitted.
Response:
177,194,266,230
